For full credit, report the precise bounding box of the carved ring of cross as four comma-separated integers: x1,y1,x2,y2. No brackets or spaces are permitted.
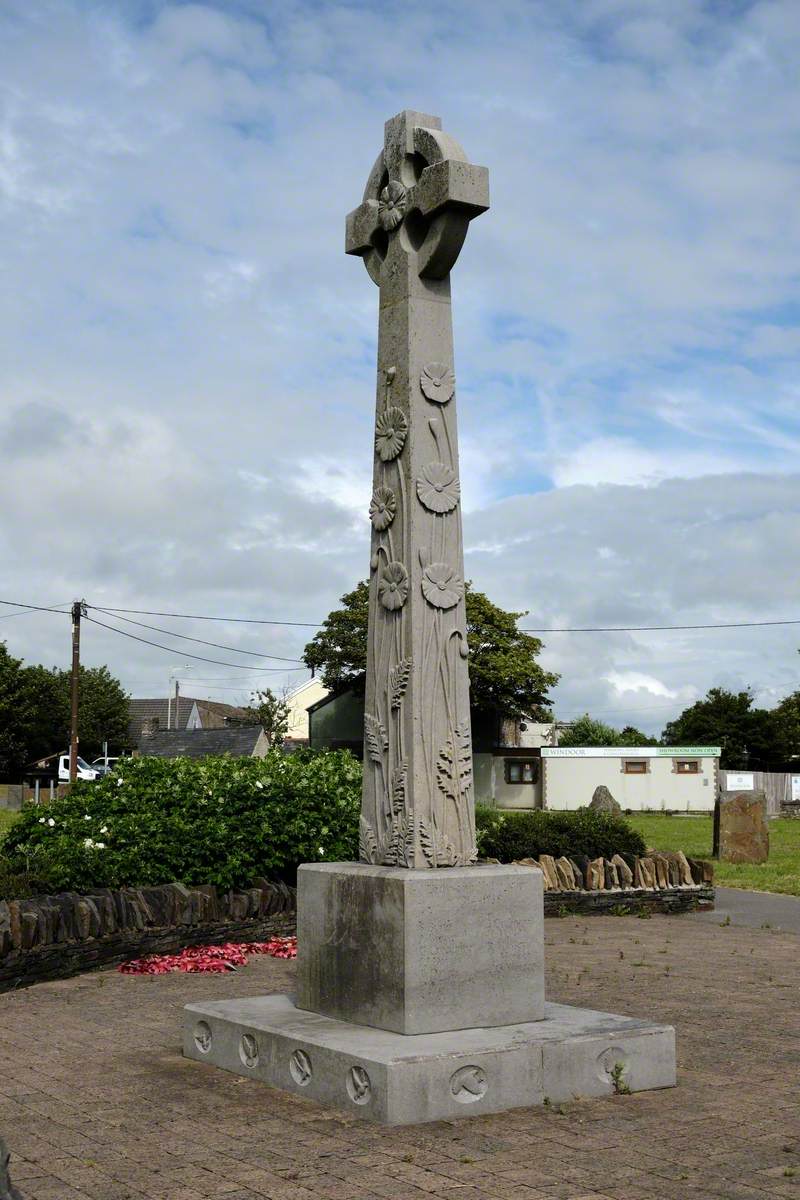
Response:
345,111,489,286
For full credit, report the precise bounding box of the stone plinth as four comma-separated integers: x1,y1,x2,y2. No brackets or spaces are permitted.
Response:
296,862,544,1034
183,994,676,1126
716,791,769,864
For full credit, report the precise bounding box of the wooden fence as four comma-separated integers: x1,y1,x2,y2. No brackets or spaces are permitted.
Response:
719,771,798,817
0,783,70,810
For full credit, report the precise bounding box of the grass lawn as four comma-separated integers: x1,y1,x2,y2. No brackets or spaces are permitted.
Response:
0,809,19,839
628,813,800,897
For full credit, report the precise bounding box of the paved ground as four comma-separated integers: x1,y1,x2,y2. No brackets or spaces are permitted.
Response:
1,912,798,1200
689,886,800,935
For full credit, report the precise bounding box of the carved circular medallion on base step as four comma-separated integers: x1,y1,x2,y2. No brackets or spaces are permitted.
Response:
346,1065,372,1104
289,1048,312,1086
239,1033,259,1069
193,1021,212,1054
450,1065,487,1103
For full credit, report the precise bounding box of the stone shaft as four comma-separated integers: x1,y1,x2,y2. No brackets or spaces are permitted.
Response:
349,110,489,869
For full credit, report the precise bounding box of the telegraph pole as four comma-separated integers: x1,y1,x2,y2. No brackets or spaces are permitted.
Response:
69,600,86,784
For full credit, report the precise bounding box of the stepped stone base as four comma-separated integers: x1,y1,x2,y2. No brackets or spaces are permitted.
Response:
183,994,676,1125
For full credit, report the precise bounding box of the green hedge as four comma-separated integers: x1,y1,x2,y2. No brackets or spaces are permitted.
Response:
475,804,646,863
1,750,360,893
0,752,647,898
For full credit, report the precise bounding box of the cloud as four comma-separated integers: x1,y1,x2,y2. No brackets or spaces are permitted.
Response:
0,0,798,724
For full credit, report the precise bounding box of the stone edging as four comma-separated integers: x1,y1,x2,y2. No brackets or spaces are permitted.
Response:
544,885,714,917
0,880,295,992
509,849,714,892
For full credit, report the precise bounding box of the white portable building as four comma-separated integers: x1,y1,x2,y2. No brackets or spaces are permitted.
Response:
540,746,720,813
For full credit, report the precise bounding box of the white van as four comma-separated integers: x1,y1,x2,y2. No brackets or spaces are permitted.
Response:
57,755,101,783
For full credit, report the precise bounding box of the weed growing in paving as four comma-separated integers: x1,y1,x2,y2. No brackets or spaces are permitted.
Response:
610,1062,632,1095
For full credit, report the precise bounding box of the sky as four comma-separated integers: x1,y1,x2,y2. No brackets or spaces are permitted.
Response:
1,0,799,734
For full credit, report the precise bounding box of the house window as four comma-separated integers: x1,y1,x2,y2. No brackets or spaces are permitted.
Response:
675,759,700,774
505,758,539,784
623,760,648,774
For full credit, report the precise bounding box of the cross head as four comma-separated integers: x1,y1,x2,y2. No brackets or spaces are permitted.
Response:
346,110,489,286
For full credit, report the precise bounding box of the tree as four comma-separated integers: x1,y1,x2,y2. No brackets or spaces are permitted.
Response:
21,664,130,762
0,643,33,778
245,688,291,747
661,687,775,770
618,725,660,747
557,715,659,748
303,581,370,696
770,690,800,765
558,715,618,747
303,580,559,720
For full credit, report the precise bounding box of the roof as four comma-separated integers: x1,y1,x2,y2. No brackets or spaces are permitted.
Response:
128,698,197,744
128,697,253,745
138,727,266,759
194,699,252,726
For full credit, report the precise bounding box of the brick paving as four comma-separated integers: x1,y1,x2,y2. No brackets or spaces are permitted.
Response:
1,912,798,1200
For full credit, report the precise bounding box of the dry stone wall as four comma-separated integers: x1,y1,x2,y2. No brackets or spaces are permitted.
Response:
501,851,714,916
0,879,295,991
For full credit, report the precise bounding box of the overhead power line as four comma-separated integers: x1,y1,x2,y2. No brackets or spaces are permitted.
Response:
5,598,800,635
0,599,72,617
519,619,800,633
84,615,309,673
93,602,800,634
93,604,320,628
90,607,305,663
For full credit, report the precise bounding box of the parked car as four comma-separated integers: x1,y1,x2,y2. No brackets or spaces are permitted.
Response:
90,756,119,776
57,754,101,783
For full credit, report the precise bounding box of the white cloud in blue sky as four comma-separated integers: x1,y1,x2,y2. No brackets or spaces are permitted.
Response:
1,0,799,731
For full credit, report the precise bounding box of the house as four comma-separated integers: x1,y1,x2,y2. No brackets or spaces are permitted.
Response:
127,697,251,748
285,677,329,744
138,727,269,760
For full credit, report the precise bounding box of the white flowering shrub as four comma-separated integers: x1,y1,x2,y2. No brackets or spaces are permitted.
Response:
1,750,361,893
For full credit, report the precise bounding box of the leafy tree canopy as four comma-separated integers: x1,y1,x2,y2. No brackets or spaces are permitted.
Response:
557,715,659,748
0,644,129,777
303,580,559,721
771,690,800,765
239,687,292,746
0,644,33,779
661,687,775,770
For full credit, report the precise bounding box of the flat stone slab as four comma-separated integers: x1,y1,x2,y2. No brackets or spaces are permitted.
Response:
183,994,675,1125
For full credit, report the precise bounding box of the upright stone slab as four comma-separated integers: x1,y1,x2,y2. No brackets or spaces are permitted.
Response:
182,109,677,1124
716,791,769,864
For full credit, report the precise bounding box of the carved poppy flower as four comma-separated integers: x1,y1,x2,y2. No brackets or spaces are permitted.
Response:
369,485,396,530
422,562,463,609
416,462,460,513
378,561,409,610
420,362,455,404
378,180,407,231
375,406,408,461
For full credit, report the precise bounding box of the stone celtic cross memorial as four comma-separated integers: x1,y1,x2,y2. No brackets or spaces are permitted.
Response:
346,109,488,871
183,110,677,1124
